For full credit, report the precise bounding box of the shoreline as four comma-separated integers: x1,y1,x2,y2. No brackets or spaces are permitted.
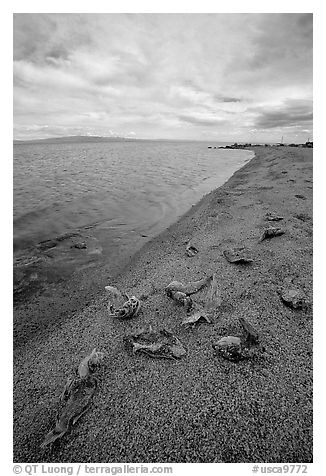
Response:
14,146,313,463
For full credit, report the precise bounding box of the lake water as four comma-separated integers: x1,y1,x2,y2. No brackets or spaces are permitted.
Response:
13,140,253,298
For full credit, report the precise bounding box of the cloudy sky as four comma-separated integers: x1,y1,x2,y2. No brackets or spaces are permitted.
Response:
13,13,313,142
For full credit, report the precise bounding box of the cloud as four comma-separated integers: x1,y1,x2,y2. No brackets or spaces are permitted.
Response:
13,13,92,64
252,99,313,129
178,113,226,127
218,97,242,103
13,13,313,142
249,14,312,72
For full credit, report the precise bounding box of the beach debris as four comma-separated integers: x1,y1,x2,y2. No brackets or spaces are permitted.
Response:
265,212,284,222
167,289,193,310
77,348,104,378
213,316,264,362
105,285,141,319
167,274,221,326
166,275,213,298
279,278,308,310
295,194,307,200
223,247,253,264
238,317,260,346
212,336,247,362
260,226,285,242
185,241,199,257
109,296,141,319
41,349,104,448
165,277,208,312
41,378,97,448
124,326,186,360
281,289,306,309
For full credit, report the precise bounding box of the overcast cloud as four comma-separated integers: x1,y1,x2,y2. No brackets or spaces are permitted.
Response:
13,13,313,142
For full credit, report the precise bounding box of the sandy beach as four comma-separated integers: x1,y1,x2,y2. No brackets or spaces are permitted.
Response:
13,146,313,463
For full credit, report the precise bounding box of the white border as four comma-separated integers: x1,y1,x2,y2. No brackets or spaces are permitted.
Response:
3,3,323,473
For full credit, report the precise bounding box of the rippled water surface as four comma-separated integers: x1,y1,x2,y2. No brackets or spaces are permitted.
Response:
14,140,253,292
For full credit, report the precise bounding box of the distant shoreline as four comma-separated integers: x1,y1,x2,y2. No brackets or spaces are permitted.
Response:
14,136,137,145
13,136,232,145
13,136,310,147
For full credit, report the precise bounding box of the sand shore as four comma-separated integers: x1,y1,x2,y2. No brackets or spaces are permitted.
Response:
13,146,313,463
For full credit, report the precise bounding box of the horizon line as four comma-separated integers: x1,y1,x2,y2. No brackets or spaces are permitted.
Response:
13,135,311,145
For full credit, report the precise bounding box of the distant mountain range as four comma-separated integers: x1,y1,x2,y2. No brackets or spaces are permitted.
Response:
13,135,138,145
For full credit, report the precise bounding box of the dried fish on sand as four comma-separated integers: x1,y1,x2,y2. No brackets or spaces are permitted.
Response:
41,349,104,448
223,247,253,264
260,226,285,242
105,285,141,319
166,274,221,326
279,278,308,310
212,336,247,362
167,289,193,310
166,275,213,297
165,276,213,314
41,377,97,448
213,317,264,362
124,326,186,360
77,348,104,378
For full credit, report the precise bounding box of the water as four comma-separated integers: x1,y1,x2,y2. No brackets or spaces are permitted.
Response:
13,140,253,297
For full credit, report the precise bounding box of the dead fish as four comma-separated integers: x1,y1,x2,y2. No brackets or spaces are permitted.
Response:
279,280,308,310
167,290,193,310
124,327,186,360
238,317,260,346
265,212,284,222
78,348,104,378
108,296,141,319
260,226,285,242
41,376,97,448
223,247,253,264
167,273,220,325
105,285,141,319
41,349,104,448
166,275,212,297
185,241,198,257
212,336,247,362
